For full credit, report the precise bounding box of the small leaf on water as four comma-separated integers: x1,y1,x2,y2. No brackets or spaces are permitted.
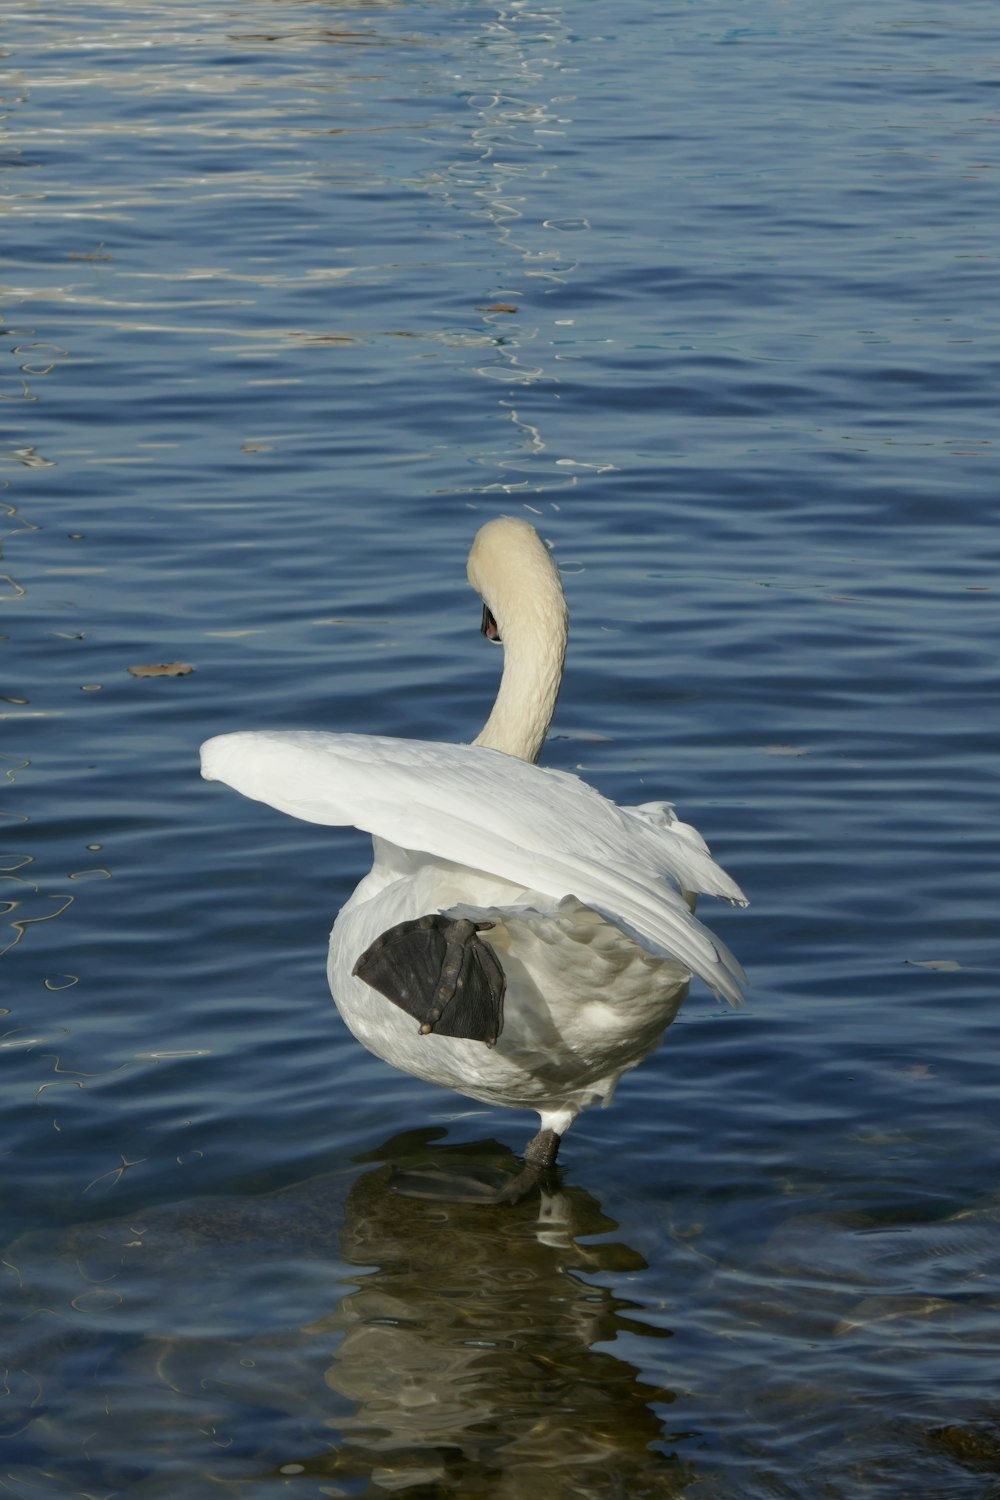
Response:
68,244,112,261
128,663,194,678
904,959,960,971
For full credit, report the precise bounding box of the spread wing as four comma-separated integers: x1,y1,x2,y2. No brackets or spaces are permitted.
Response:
200,730,747,1005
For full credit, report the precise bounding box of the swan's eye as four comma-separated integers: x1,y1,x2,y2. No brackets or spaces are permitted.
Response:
481,605,502,644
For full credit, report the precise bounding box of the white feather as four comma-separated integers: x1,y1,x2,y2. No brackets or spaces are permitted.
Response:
200,729,746,1004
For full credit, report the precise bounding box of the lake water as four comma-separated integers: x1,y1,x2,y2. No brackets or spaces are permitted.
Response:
2,1,999,1495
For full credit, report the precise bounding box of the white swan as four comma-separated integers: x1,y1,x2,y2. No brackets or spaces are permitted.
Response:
201,518,747,1201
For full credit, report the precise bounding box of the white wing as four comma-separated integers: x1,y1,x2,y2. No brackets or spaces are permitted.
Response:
201,730,748,1005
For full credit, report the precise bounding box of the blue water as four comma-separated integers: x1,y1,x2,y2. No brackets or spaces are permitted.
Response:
2,2,998,1495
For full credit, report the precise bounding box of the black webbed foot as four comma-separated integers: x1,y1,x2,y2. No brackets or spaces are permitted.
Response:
389,1130,562,1205
353,913,506,1047
388,1164,518,1203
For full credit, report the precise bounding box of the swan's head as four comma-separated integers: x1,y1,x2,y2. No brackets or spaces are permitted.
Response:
467,517,568,647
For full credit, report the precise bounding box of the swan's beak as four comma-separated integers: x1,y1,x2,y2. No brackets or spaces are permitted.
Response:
481,604,502,643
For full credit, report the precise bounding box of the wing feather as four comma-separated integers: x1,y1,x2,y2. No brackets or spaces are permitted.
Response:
201,730,747,1005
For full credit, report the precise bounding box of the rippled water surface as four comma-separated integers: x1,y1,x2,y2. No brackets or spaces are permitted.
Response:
2,2,999,1496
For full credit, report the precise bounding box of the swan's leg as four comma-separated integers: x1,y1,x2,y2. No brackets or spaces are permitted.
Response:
491,1128,561,1204
353,913,505,1046
390,1129,562,1206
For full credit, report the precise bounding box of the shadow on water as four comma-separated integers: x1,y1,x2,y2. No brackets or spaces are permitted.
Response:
0,1129,690,1499
4,1129,1000,1498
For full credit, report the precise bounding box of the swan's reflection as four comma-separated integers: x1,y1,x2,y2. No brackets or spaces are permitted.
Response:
1,1131,683,1497
316,1133,680,1493
6,1135,1000,1495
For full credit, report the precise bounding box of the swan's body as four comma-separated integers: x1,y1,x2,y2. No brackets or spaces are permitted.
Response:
201,518,746,1199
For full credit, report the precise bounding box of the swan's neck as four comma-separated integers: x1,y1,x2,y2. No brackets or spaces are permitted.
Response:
473,612,567,764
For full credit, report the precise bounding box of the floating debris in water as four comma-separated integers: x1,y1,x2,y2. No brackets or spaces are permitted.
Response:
128,662,194,678
68,243,112,261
